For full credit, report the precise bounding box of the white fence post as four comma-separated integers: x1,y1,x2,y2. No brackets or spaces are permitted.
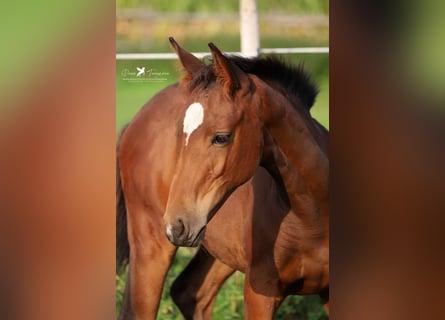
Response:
240,0,260,57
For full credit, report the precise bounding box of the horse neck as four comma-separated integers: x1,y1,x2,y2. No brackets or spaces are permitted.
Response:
257,78,329,232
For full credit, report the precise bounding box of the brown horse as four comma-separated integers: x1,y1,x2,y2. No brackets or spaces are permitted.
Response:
164,40,329,318
116,40,264,319
116,38,329,319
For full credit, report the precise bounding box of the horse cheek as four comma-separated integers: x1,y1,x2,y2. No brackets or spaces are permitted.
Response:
210,151,228,181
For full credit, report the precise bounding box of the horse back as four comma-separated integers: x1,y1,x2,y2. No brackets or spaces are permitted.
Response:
118,84,187,214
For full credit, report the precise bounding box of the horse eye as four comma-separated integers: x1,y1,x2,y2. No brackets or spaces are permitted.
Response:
212,134,232,145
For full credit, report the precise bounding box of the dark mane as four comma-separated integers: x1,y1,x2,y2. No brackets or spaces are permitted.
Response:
232,55,319,110
188,54,318,111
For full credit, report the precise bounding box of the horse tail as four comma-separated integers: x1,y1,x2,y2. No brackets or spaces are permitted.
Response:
116,125,130,274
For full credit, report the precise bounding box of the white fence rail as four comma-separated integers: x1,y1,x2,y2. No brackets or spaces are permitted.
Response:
116,47,329,60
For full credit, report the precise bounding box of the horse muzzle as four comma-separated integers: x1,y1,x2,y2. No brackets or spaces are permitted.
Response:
165,220,206,247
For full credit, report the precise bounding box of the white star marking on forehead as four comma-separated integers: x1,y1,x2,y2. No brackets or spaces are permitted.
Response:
183,102,204,146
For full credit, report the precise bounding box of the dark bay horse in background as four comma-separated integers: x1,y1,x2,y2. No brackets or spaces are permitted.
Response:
117,38,329,319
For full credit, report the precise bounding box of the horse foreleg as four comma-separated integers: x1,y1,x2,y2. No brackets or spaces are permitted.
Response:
243,271,284,320
128,240,176,320
171,247,235,320
120,208,177,320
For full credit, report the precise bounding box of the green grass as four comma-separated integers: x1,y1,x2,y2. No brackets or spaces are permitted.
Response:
116,249,328,320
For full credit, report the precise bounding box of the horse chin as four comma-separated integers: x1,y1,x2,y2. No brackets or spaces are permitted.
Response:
189,225,207,247
167,225,207,247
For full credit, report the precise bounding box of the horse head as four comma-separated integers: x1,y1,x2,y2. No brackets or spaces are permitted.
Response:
163,38,264,246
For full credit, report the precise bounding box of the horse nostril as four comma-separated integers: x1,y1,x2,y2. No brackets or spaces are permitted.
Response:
174,219,185,238
166,218,186,243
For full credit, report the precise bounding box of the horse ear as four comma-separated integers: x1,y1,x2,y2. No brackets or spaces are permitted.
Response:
208,42,251,96
169,37,204,77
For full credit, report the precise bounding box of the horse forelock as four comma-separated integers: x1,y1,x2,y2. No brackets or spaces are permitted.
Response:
185,65,215,92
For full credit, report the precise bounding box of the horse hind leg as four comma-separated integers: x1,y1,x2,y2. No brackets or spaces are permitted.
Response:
171,247,235,320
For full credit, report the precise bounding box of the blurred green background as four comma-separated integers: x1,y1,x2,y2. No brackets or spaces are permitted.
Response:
116,0,328,13
116,1,329,319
